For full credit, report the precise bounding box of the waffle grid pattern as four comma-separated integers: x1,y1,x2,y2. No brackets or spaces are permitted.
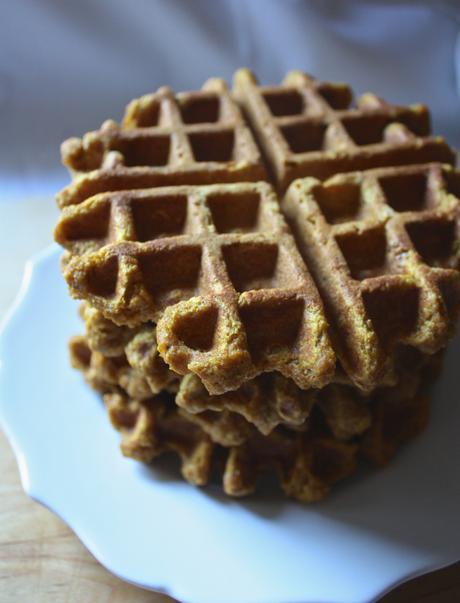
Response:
56,182,335,394
234,68,455,191
57,166,460,393
57,79,267,208
282,163,460,390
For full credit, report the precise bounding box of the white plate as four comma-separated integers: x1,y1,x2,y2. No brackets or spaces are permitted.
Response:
1,245,460,603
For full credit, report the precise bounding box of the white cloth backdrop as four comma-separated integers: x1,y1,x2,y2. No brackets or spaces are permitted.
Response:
0,0,459,201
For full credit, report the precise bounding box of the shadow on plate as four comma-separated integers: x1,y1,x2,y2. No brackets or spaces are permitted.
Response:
135,332,460,560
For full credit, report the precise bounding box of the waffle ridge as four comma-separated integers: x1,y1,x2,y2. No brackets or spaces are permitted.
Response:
57,78,267,208
233,68,455,191
57,181,336,394
282,162,460,390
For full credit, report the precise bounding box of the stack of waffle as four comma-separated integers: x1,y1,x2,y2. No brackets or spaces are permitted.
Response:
54,69,460,502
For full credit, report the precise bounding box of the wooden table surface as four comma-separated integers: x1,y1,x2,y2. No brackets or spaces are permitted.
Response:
0,198,459,603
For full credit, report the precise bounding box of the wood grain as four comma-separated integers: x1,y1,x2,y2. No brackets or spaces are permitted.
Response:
0,430,176,603
0,198,459,602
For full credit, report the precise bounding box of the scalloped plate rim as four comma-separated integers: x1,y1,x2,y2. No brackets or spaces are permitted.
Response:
0,244,458,603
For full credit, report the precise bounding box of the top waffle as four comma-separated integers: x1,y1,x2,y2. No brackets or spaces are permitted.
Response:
56,78,267,208
234,68,455,191
55,69,460,395
56,181,336,394
282,163,460,390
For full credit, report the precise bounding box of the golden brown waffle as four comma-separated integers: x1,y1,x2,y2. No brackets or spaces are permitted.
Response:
56,79,266,209
101,374,431,502
104,391,358,502
70,328,320,438
74,308,436,438
105,392,215,482
69,334,255,446
234,68,455,191
80,303,328,429
79,304,179,393
359,354,436,465
72,331,440,452
57,69,453,502
176,372,316,435
69,334,154,400
72,331,435,501
56,181,336,394
360,390,430,467
80,302,133,356
316,384,372,441
79,303,381,439
282,163,460,391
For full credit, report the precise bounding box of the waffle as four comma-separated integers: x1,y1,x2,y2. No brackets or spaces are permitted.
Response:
70,327,327,438
56,181,336,394
234,68,455,191
79,304,179,393
71,329,435,501
71,330,440,451
101,373,430,502
57,70,454,503
282,163,460,391
77,303,377,436
80,302,134,356
176,372,316,435
69,334,154,400
76,305,438,436
56,78,266,209
105,392,214,483
104,390,358,502
69,333,258,445
360,384,430,466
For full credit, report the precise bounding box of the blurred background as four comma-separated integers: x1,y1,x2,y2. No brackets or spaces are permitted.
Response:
0,0,459,311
